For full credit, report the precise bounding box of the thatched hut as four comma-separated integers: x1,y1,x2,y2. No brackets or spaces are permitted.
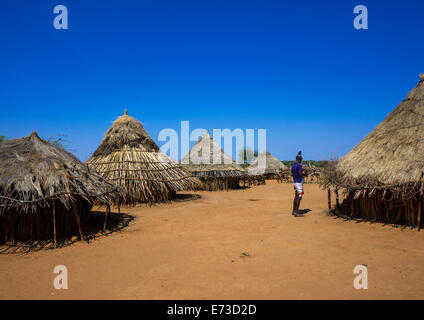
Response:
322,75,424,227
248,151,286,179
86,110,200,205
180,131,246,191
0,131,121,244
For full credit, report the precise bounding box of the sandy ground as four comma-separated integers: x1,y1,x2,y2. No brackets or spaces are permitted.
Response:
1,181,424,300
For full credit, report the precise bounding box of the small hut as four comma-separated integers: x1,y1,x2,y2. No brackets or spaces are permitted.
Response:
0,131,121,244
322,75,424,227
86,110,200,205
180,131,246,191
248,151,286,180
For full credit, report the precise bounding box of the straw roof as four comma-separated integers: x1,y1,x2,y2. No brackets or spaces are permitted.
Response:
325,76,424,195
0,131,120,212
86,110,200,204
247,151,286,176
180,131,245,178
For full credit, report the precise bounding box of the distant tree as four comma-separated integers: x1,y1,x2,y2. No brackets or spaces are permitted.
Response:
282,160,295,168
238,147,258,164
281,160,329,168
240,163,250,169
47,134,71,151
0,135,7,142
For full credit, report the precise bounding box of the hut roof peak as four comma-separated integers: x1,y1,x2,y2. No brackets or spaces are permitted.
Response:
180,130,245,176
90,112,159,156
29,131,40,139
201,130,212,139
248,150,286,175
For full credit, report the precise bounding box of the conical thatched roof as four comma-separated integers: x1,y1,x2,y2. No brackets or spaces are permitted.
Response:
326,76,424,194
247,151,286,176
91,110,159,157
180,131,245,178
86,110,200,204
0,131,121,212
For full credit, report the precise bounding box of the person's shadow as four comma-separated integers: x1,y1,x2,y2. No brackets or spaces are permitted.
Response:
299,209,311,215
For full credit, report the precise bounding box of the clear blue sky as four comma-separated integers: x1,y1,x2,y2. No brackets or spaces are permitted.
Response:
1,0,423,161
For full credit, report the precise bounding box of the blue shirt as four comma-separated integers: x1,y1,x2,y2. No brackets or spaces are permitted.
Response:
291,162,303,183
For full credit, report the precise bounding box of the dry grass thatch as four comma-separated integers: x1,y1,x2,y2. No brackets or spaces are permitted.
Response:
0,132,122,244
322,76,424,227
301,163,322,183
86,110,201,204
247,151,286,176
180,131,246,190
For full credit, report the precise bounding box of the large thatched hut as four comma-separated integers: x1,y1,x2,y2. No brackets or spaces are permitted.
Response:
180,131,246,191
86,110,200,205
248,151,286,179
0,131,121,244
322,75,424,227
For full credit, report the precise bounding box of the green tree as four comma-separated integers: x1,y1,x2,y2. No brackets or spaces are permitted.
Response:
238,147,258,164
0,135,7,142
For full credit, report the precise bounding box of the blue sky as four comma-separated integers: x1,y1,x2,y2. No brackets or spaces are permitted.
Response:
0,0,423,161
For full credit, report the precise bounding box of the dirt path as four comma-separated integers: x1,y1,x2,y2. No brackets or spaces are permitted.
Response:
1,181,423,299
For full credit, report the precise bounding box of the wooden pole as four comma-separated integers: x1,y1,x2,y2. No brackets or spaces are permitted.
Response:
335,189,340,215
72,204,86,242
335,189,340,209
410,198,415,227
327,189,331,210
103,205,110,231
52,201,57,248
417,196,421,230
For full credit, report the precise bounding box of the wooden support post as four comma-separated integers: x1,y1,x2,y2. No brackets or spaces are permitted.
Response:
103,205,110,231
327,189,331,210
334,189,340,215
417,196,422,230
72,205,86,242
335,189,340,209
52,201,57,248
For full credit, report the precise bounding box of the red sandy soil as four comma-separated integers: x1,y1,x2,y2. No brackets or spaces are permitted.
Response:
1,181,424,299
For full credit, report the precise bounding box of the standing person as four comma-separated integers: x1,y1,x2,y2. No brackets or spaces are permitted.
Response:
291,151,306,217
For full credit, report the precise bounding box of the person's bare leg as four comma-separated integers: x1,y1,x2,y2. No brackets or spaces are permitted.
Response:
297,196,302,214
292,193,299,215
293,195,304,217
